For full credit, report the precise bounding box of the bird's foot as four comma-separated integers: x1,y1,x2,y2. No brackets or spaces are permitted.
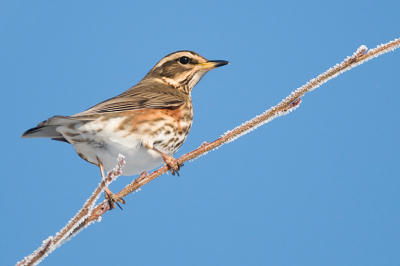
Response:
151,147,184,176
105,187,126,210
163,155,184,176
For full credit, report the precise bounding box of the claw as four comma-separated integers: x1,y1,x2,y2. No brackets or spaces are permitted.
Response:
168,160,184,176
105,190,124,210
105,187,126,210
97,157,125,211
151,147,184,176
170,162,185,176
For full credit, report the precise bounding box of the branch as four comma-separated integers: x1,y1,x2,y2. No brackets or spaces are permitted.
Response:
16,37,400,266
16,155,126,266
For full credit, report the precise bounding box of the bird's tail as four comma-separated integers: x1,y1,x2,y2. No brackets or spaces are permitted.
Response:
21,115,78,139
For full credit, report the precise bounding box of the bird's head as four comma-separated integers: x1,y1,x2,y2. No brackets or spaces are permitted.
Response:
141,51,229,93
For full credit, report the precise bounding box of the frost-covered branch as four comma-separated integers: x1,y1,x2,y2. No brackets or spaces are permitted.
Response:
16,37,400,266
16,155,126,266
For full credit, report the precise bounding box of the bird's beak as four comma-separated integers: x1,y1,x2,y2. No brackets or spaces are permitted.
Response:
199,60,230,69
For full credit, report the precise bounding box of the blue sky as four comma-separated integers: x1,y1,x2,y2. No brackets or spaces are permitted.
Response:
1,1,399,265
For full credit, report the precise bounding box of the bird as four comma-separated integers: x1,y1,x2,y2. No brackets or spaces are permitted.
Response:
22,50,229,207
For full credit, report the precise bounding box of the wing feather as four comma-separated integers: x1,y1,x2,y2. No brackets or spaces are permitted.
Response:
72,81,185,118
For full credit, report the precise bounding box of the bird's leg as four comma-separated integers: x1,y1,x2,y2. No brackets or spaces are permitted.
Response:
151,147,184,176
97,157,126,210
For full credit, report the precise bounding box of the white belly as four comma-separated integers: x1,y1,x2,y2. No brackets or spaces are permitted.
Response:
84,141,164,176
76,138,164,176
57,117,166,176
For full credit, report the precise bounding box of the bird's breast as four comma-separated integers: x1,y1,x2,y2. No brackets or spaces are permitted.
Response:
116,102,193,155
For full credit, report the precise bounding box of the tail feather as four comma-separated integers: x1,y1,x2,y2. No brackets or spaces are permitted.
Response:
22,125,61,138
21,115,80,139
37,115,79,127
51,137,71,143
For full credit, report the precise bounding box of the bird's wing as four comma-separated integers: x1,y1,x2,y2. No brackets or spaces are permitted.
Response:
72,82,185,118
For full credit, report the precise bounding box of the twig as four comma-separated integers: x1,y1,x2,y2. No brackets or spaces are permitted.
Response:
16,37,400,266
16,155,126,266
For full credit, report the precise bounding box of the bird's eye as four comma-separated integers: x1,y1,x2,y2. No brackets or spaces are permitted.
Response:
179,56,190,64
